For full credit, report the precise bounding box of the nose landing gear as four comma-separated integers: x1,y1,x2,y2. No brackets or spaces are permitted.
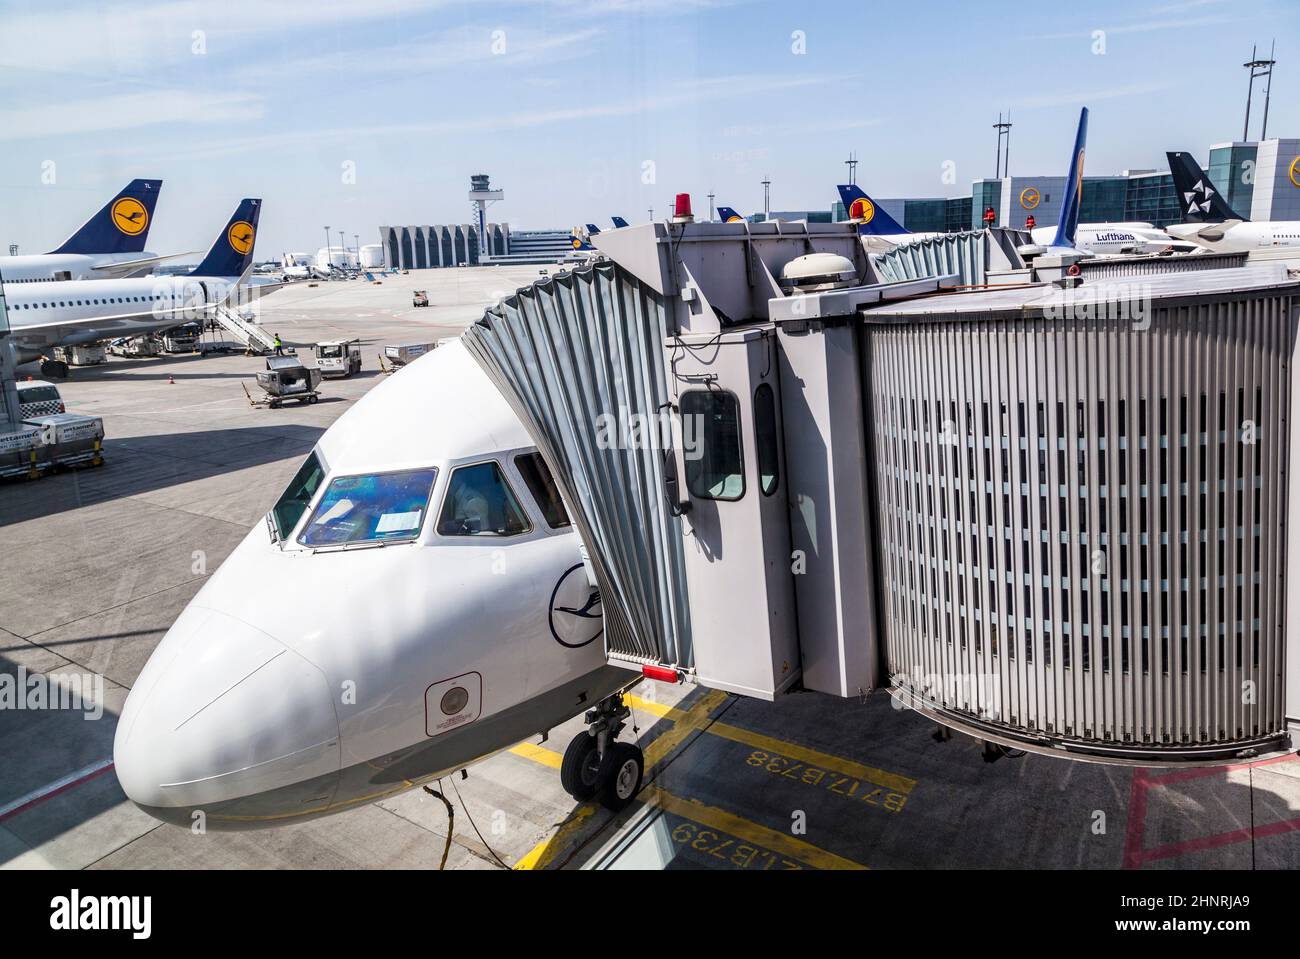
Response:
559,692,644,812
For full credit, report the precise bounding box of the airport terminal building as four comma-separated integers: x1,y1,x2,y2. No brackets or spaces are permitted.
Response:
378,224,586,268
809,136,1300,233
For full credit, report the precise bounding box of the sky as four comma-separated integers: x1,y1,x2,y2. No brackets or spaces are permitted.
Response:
0,0,1295,258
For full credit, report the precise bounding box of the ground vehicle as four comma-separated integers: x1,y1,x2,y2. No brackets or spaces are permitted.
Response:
159,322,201,353
382,342,436,368
53,344,107,366
16,380,66,418
314,339,362,378
412,290,428,307
246,356,322,408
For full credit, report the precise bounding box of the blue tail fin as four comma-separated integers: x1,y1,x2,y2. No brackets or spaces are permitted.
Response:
611,216,629,229
1050,107,1089,250
569,230,593,251
836,184,908,235
717,206,746,223
49,178,162,255
585,223,601,234
189,199,261,278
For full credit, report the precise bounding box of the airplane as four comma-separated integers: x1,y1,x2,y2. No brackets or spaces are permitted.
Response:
1163,150,1300,252
113,338,646,828
716,206,745,223
836,184,946,252
0,179,190,283
611,216,629,229
4,199,262,376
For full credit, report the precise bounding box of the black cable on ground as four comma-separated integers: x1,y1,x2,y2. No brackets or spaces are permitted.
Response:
421,783,454,870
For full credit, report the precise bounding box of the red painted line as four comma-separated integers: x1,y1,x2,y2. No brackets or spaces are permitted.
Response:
1146,752,1299,788
1141,816,1300,864
1121,767,1151,870
0,760,115,824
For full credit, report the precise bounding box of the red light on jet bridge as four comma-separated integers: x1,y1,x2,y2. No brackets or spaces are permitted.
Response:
642,664,681,684
673,193,693,219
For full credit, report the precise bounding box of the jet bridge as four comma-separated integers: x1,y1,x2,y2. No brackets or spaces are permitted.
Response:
463,216,1300,763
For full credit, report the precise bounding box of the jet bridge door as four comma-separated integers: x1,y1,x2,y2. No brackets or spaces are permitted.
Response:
667,326,799,699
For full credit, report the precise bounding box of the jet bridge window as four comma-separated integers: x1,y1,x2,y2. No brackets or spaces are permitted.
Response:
438,461,531,537
514,451,571,529
299,467,438,547
269,451,325,542
754,383,779,496
681,389,745,501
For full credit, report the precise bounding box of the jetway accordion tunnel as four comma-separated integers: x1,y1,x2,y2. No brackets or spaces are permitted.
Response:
465,219,1300,766
868,306,1292,761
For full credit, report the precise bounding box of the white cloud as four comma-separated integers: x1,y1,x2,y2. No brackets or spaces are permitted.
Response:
1010,81,1178,110
0,89,264,141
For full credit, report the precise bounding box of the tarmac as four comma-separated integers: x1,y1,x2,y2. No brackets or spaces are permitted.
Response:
2,266,1298,870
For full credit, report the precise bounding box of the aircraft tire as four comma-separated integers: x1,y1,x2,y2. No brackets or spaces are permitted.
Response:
598,743,643,812
40,360,69,379
560,731,604,801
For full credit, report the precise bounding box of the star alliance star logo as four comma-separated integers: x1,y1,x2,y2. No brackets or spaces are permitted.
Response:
1183,178,1215,215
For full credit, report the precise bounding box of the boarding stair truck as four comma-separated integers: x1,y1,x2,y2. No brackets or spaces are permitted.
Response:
247,355,322,408
463,208,1300,787
211,304,278,354
314,338,362,378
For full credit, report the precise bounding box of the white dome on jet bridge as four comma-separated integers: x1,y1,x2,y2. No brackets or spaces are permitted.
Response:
779,251,857,292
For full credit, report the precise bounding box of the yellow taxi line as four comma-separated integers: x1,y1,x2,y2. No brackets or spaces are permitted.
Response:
509,743,866,870
642,786,867,870
628,693,917,795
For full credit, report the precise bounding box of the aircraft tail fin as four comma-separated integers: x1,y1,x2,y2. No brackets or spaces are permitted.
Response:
189,199,261,278
611,216,629,229
1050,107,1089,250
717,206,746,223
585,223,601,234
836,184,908,235
1166,151,1244,223
49,178,163,255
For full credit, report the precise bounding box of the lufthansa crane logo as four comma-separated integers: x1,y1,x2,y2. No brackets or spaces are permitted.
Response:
1019,187,1041,210
111,197,149,236
571,237,582,249
1289,157,1300,188
849,197,875,223
724,213,744,223
548,563,602,648
227,220,255,255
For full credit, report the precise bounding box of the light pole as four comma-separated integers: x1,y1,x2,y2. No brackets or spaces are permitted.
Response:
844,152,857,186
648,207,654,222
323,225,331,269
707,191,716,222
354,234,360,265
761,176,771,221
338,231,345,267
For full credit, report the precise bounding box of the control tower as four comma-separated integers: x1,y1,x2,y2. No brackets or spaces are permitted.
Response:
468,174,504,256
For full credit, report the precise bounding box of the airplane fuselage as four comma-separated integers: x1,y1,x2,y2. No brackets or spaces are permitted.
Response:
114,341,635,828
0,251,165,283
1166,220,1300,253
3,273,238,359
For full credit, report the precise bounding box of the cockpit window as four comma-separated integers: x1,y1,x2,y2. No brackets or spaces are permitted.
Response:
514,452,571,529
270,452,325,541
437,461,531,537
299,467,438,547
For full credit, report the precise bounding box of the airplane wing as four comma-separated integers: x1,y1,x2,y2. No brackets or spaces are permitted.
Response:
89,252,199,277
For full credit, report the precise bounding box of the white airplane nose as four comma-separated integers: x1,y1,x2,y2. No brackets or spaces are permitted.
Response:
114,606,341,821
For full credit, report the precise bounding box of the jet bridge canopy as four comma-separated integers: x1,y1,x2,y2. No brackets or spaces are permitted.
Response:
465,216,1300,763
